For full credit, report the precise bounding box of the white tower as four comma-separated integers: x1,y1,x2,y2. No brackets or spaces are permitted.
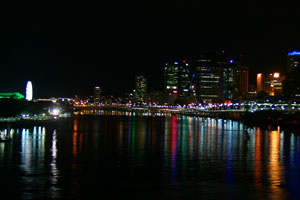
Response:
26,81,33,101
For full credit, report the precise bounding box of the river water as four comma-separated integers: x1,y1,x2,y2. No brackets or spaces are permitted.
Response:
1,115,300,199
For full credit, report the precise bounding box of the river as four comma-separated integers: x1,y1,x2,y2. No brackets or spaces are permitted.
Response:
0,115,300,199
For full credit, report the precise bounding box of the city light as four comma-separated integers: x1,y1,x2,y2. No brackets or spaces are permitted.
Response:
287,51,300,56
26,81,33,101
0,92,24,100
51,108,59,116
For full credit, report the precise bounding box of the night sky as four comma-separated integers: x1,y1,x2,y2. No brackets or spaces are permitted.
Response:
1,1,300,98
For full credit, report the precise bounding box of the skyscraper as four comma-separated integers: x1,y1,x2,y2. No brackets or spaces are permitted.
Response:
257,73,263,92
223,60,234,100
284,51,300,99
287,51,300,73
192,53,226,103
190,52,248,103
135,75,147,101
238,66,249,97
256,73,283,96
194,65,223,103
164,52,248,103
269,73,283,96
233,65,248,99
94,86,101,103
164,60,191,104
164,60,191,96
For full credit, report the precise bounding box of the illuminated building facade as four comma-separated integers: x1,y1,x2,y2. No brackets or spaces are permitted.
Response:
93,86,101,103
194,66,223,103
191,53,248,103
192,54,224,103
233,65,249,99
287,51,300,73
164,60,191,96
135,75,147,101
223,64,234,100
256,73,283,96
269,73,283,96
257,73,263,92
0,92,24,100
223,56,249,100
26,81,33,101
164,52,248,103
284,51,300,98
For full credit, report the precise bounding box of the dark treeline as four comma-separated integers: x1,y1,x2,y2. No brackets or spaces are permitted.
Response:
0,99,54,117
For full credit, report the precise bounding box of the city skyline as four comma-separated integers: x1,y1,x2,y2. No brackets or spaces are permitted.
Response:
1,1,300,97
0,50,298,99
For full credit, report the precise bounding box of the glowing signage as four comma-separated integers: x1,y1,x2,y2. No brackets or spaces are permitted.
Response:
287,51,300,56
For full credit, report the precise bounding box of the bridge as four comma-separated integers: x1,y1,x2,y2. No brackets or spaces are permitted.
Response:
65,101,300,114
59,101,300,126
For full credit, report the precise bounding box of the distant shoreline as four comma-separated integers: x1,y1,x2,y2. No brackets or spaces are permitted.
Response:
1,110,300,132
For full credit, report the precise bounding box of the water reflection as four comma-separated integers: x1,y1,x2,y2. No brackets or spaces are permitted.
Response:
254,127,263,186
73,118,78,158
50,129,59,198
107,116,298,199
1,116,300,199
170,116,178,183
0,127,60,199
268,127,285,199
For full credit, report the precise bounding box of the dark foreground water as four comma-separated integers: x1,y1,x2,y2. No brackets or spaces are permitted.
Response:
1,115,300,199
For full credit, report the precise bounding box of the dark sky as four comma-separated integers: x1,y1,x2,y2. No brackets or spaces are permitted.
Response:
1,0,300,98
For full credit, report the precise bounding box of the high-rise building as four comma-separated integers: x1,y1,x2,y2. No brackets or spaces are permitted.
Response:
192,54,224,103
268,73,283,96
94,86,101,103
287,51,300,73
164,52,248,103
223,64,234,100
257,73,263,92
191,52,248,103
256,73,283,96
194,66,223,103
223,56,249,100
164,62,178,92
135,75,147,101
164,60,191,104
164,60,191,96
284,51,300,99
233,65,249,99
